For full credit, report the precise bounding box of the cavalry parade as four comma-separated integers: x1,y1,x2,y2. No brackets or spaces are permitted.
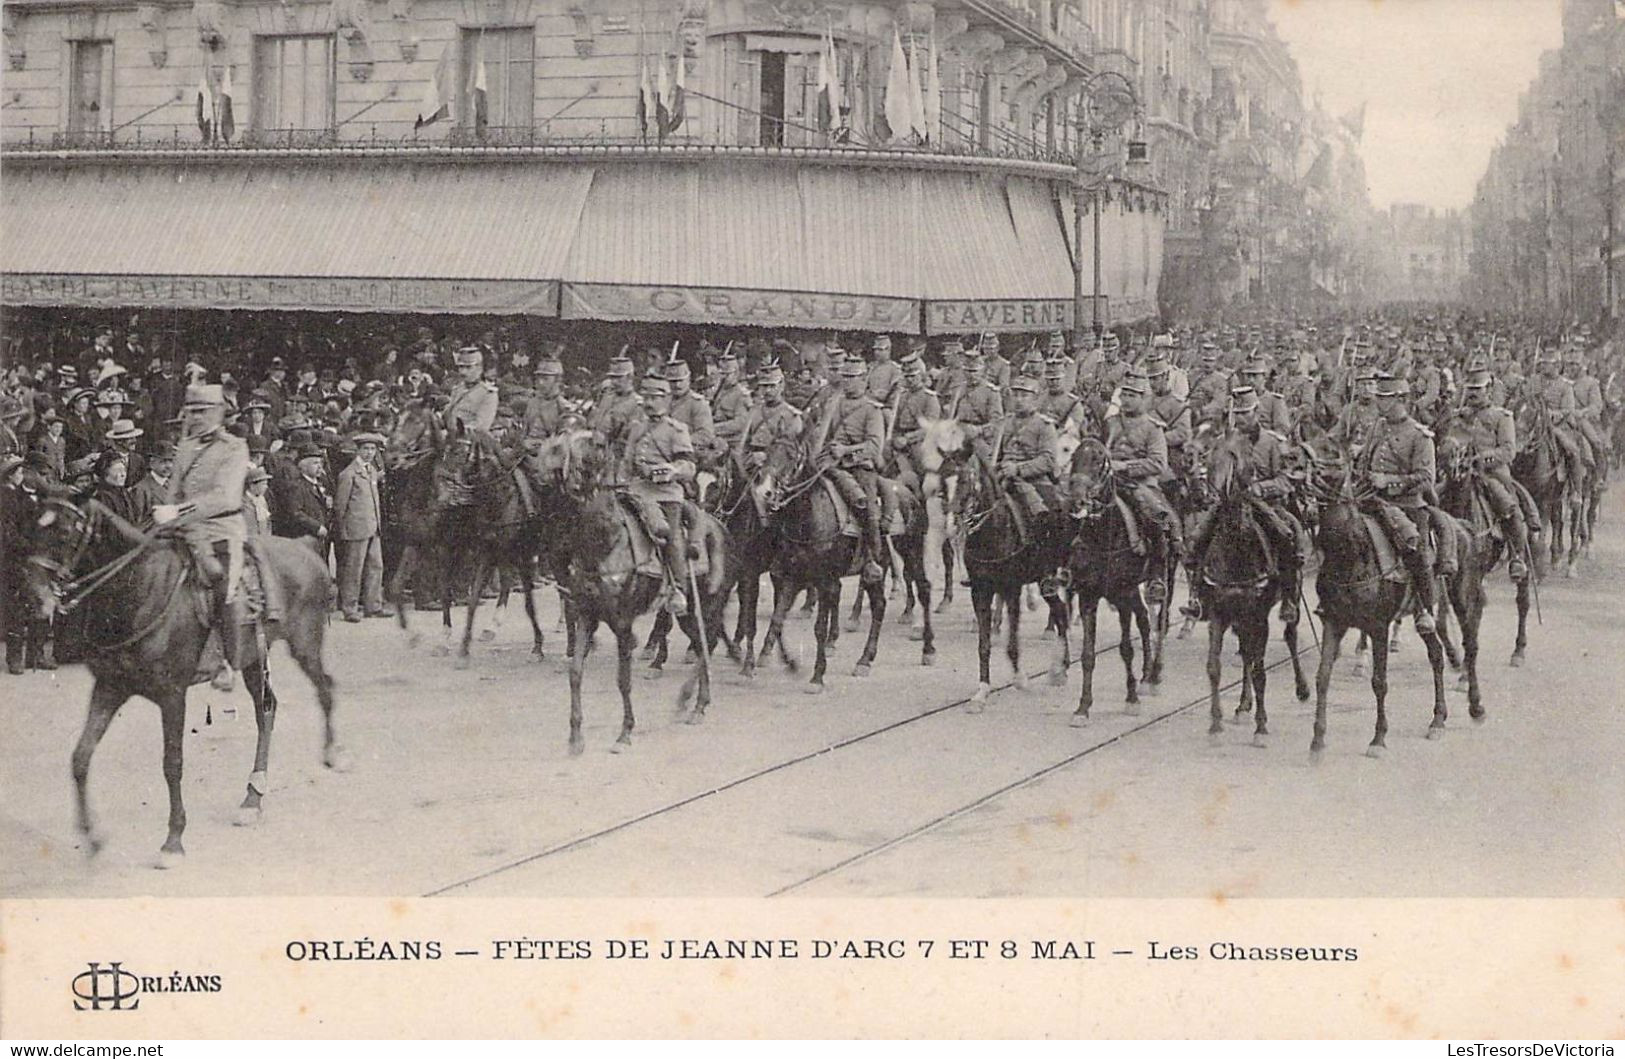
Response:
1,312,1619,882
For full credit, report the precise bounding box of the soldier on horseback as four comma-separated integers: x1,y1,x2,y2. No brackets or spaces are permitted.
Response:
1237,354,1292,437
664,354,717,471
152,383,250,692
1183,386,1313,623
887,350,940,494
1108,371,1183,605
1566,345,1608,476
589,353,642,460
1356,372,1443,633
1334,366,1381,452
444,347,499,433
737,360,803,474
1532,347,1588,484
521,353,567,442
813,357,888,584
1145,349,1192,484
1458,363,1533,581
1189,342,1231,430
948,348,1004,441
988,376,1060,528
1037,356,1095,440
708,347,752,459
621,375,697,616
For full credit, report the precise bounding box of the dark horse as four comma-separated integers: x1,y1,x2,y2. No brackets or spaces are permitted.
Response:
1192,432,1312,744
1513,402,1587,580
384,399,455,645
753,434,936,693
1307,461,1458,759
531,431,735,753
920,420,1071,710
1059,437,1156,725
22,497,343,864
1435,418,1530,673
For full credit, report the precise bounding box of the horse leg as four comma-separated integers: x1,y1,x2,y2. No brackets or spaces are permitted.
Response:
737,573,761,678
519,570,545,659
1206,616,1226,737
284,618,345,772
761,575,798,673
70,679,129,856
1367,628,1391,756
852,577,885,678
1244,617,1269,744
910,542,936,664
828,579,843,652
1004,586,1026,690
456,554,489,667
1071,600,1097,725
968,581,995,710
672,611,710,721
236,655,277,826
1351,629,1368,676
1135,591,1158,686
643,608,671,662
1045,589,1070,688
1462,581,1486,723
807,581,835,694
936,536,956,613
1510,576,1529,668
611,623,636,750
390,543,418,643
1419,608,1449,740
1283,604,1311,702
1436,582,1461,672
1119,600,1139,709
155,686,189,865
567,611,589,755
845,579,864,634
1310,621,1346,758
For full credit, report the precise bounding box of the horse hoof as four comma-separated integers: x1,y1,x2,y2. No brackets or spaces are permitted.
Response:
453,654,471,670
1296,685,1310,703
851,663,871,678
83,831,106,858
1207,730,1224,747
1454,675,1470,693
609,740,629,755
232,805,263,828
685,711,706,726
430,644,450,658
478,629,497,643
1509,651,1525,668
568,740,585,758
154,847,184,870
1011,673,1029,693
843,617,859,634
1048,667,1067,688
804,682,826,696
1365,744,1385,759
1309,747,1325,766
921,652,936,668
405,631,423,650
1426,726,1444,741
1124,698,1140,716
324,747,353,773
1251,733,1270,749
1471,710,1487,725
1069,712,1089,728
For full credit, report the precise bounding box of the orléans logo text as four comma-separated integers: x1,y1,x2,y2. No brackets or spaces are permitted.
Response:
72,962,222,1011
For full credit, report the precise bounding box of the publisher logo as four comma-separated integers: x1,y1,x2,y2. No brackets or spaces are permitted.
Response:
71,962,141,1011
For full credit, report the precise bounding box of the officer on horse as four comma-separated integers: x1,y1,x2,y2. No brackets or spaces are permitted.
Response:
621,374,698,616
987,375,1060,529
152,383,250,691
1458,359,1534,581
887,349,940,495
1108,370,1184,605
444,346,499,433
815,356,888,584
1356,372,1444,633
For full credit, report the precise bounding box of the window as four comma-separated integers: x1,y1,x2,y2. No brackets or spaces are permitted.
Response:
460,27,534,131
68,40,114,136
253,35,335,134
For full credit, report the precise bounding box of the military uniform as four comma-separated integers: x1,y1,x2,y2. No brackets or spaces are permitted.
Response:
1458,398,1535,574
818,387,888,578
1532,371,1588,481
1147,390,1192,478
590,388,643,458
444,378,499,433
1108,408,1183,565
889,384,941,491
522,394,567,441
1359,411,1444,618
1037,388,1095,440
1335,397,1382,454
949,378,1003,438
1189,367,1232,428
866,359,904,407
710,378,752,454
738,400,803,470
669,388,717,465
621,411,697,594
1570,368,1608,468
989,407,1059,521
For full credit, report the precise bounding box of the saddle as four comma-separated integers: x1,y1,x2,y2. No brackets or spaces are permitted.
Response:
818,476,904,538
614,494,711,582
180,542,269,687
1357,512,1414,585
1112,493,1144,556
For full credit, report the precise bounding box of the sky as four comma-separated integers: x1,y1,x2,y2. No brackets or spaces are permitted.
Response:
1269,0,1566,212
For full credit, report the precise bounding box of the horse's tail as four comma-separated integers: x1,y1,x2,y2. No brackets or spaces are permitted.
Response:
696,512,728,597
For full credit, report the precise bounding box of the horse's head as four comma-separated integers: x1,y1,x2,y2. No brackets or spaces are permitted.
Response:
21,495,97,621
753,435,806,509
917,417,972,476
532,429,605,500
386,399,440,471
1208,430,1256,501
1067,437,1114,518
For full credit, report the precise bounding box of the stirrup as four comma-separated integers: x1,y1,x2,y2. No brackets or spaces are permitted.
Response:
1278,597,1300,623
1145,578,1168,605
1508,557,1529,580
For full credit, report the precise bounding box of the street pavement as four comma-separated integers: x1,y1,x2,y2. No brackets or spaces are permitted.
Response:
2,490,1621,900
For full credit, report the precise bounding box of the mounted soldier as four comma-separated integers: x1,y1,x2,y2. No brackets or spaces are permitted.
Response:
708,347,752,459
1236,354,1292,437
1144,349,1192,486
522,354,568,442
1188,341,1231,430
736,360,804,476
444,346,499,434
979,331,1012,397
664,353,718,472
1457,362,1534,581
1334,366,1381,454
865,334,904,409
1355,372,1444,633
151,384,251,691
1565,344,1608,475
887,350,940,494
947,348,1004,442
1530,346,1588,484
589,353,642,460
620,374,698,616
1037,356,1095,441
814,356,888,584
1043,330,1079,394
1183,386,1312,623
1107,371,1183,605
986,375,1059,531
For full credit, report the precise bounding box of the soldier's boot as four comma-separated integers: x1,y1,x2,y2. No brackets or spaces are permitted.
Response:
1511,479,1542,536
855,498,885,585
1503,508,1531,582
1142,526,1169,606
1430,507,1459,579
6,635,26,676
1179,510,1217,621
1276,546,1304,625
1400,547,1439,635
660,502,690,616
35,637,57,672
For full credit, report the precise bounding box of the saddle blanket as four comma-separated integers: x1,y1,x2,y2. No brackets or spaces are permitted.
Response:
822,477,906,539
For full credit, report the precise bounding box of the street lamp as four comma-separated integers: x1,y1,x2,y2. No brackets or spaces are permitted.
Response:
1073,70,1142,347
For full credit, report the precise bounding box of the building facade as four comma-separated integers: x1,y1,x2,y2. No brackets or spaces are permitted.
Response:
1,0,1174,341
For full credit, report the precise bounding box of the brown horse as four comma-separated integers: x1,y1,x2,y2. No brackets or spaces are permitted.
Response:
530,431,734,753
22,497,343,865
1307,462,1455,759
1513,402,1588,579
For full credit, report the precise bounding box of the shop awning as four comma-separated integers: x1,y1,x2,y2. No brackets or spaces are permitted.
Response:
0,162,592,314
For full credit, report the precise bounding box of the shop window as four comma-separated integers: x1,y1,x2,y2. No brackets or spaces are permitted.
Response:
68,40,114,137
253,35,335,136
460,27,535,132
